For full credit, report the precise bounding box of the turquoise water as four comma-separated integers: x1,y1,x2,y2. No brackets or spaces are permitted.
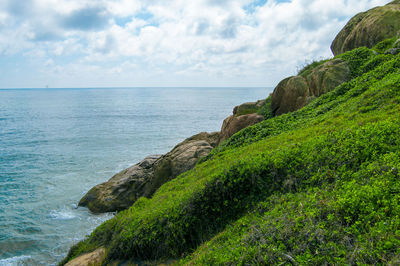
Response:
0,87,270,265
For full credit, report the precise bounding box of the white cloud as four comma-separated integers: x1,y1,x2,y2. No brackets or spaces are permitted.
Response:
0,0,394,88
106,0,142,17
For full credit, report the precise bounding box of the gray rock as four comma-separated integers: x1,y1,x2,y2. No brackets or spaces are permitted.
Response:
79,132,220,213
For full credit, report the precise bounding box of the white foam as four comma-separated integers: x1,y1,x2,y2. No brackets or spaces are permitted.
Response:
49,209,77,220
0,255,32,266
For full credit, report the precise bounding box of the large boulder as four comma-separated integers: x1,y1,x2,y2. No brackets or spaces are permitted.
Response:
218,100,266,144
331,1,400,55
271,59,350,116
78,155,161,213
307,59,350,96
79,132,220,213
219,113,264,144
271,76,309,116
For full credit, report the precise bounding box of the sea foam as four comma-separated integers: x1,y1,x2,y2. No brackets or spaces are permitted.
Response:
0,255,33,266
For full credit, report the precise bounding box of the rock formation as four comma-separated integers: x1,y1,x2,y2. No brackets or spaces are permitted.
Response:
79,132,220,213
218,100,266,144
79,98,269,214
64,248,106,266
233,99,266,116
219,113,264,143
271,59,350,115
331,0,400,55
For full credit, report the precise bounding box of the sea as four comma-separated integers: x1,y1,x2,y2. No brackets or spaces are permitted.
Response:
0,87,270,265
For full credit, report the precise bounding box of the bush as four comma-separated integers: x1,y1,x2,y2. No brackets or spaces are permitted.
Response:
61,42,400,266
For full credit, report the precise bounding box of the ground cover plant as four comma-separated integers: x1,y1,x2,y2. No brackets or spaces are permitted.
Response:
61,39,400,265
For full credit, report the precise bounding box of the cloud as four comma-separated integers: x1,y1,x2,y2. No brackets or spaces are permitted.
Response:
219,17,238,39
31,29,62,42
6,0,35,16
61,6,110,31
0,0,394,88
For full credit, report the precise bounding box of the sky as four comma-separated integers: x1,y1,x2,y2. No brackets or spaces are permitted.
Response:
0,0,392,88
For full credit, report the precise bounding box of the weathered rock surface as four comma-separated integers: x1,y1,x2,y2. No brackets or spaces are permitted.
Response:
307,59,350,96
219,113,264,144
65,247,106,266
271,76,309,116
79,132,220,213
233,99,266,116
331,1,400,55
271,59,350,116
217,100,266,144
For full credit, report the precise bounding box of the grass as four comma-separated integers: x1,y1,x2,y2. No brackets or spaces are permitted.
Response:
60,39,400,265
297,58,329,77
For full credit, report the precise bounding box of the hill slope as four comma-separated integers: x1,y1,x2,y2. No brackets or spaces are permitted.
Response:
61,37,400,264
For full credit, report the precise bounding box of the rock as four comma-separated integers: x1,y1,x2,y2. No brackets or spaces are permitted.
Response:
307,59,350,96
331,1,400,55
65,247,106,266
271,59,350,116
219,113,264,144
271,76,309,116
217,99,266,144
79,132,219,213
233,99,266,116
158,132,220,179
78,155,162,213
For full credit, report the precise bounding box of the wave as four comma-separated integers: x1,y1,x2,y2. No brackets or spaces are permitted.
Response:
48,208,77,220
0,255,33,266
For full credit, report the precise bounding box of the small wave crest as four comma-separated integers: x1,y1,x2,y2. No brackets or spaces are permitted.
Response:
0,255,32,266
49,208,77,220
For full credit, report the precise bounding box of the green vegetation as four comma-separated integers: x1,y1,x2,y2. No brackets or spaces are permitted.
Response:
372,37,397,53
235,106,260,116
233,99,272,118
256,96,273,119
61,39,400,265
297,59,329,77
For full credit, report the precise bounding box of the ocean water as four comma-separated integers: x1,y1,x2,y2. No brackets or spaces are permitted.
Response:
0,87,270,265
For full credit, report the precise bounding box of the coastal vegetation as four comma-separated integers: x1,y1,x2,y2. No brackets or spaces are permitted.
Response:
61,1,400,265
62,39,400,266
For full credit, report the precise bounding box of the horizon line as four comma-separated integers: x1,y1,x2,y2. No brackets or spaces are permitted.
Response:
0,86,273,90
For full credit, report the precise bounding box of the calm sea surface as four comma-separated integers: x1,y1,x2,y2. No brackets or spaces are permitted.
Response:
0,87,270,265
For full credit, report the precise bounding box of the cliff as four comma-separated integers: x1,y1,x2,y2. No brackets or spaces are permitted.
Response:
61,2,400,265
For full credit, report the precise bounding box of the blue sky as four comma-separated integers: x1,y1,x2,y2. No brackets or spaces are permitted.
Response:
0,0,391,88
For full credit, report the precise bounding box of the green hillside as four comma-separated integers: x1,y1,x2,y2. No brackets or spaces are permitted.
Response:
61,38,400,265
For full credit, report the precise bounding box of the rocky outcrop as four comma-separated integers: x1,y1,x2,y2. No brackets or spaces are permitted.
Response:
64,248,106,266
78,155,161,213
271,59,350,115
233,99,266,116
219,113,264,144
271,76,309,116
79,132,220,213
78,98,269,214
331,1,400,55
